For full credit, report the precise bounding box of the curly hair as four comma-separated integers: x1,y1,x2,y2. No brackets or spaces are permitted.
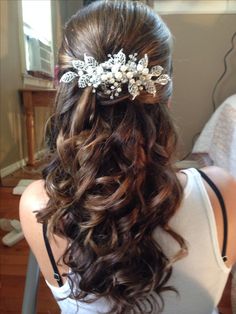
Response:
37,1,187,313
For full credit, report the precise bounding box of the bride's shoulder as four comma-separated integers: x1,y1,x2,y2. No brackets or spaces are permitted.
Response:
199,166,236,265
200,166,236,195
19,179,48,215
194,166,236,219
19,179,48,238
19,180,69,285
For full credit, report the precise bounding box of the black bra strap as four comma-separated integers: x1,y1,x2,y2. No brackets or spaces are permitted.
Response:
197,169,228,261
43,223,63,287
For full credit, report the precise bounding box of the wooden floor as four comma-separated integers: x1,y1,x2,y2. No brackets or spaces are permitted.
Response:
1,163,43,187
0,165,233,313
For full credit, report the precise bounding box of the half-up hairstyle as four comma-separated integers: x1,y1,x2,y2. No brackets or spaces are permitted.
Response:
37,1,187,313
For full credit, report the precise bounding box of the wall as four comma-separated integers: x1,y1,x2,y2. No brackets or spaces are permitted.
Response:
0,0,24,171
162,14,236,155
59,0,83,25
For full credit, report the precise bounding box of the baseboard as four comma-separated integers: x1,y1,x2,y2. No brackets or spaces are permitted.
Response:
0,149,46,178
0,158,26,178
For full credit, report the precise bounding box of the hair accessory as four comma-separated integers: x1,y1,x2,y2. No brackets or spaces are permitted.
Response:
60,49,171,100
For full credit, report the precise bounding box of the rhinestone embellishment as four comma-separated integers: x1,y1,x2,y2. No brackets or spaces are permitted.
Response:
60,49,171,100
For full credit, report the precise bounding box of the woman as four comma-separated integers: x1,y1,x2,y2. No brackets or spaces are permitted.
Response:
20,1,236,313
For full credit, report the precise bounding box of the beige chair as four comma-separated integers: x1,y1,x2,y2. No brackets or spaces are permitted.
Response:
22,250,40,314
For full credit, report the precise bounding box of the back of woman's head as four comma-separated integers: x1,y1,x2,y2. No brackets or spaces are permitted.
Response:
59,0,172,101
39,1,186,313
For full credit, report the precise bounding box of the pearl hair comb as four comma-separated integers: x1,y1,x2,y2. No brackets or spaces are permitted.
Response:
60,49,171,100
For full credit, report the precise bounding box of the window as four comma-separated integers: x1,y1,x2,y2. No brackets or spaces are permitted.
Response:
21,0,54,79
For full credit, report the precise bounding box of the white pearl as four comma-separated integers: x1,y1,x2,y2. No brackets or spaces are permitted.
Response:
115,72,122,80
130,79,135,84
126,72,133,79
78,70,83,76
136,80,141,86
101,74,107,81
114,82,118,87
109,78,115,84
137,64,143,72
120,65,127,72
117,87,122,92
112,65,120,73
107,72,113,79
142,68,149,75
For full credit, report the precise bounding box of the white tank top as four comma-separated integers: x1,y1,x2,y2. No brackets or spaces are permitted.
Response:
46,168,231,313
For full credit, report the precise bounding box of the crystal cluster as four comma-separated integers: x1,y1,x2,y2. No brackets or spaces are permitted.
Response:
60,49,171,100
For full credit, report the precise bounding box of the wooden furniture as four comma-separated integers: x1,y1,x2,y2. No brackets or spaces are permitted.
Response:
20,89,56,166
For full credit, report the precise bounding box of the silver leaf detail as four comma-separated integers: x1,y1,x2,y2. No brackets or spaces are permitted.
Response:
128,83,139,100
145,81,156,96
84,54,98,68
72,60,85,71
156,74,170,85
114,50,126,65
150,65,163,77
78,75,90,88
138,54,148,68
91,75,101,87
60,72,78,83
128,61,137,72
96,65,104,75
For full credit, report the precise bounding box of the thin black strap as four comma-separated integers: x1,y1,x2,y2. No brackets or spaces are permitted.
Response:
197,169,228,261
43,223,63,287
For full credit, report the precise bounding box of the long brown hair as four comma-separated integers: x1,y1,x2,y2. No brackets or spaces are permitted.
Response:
37,1,187,313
